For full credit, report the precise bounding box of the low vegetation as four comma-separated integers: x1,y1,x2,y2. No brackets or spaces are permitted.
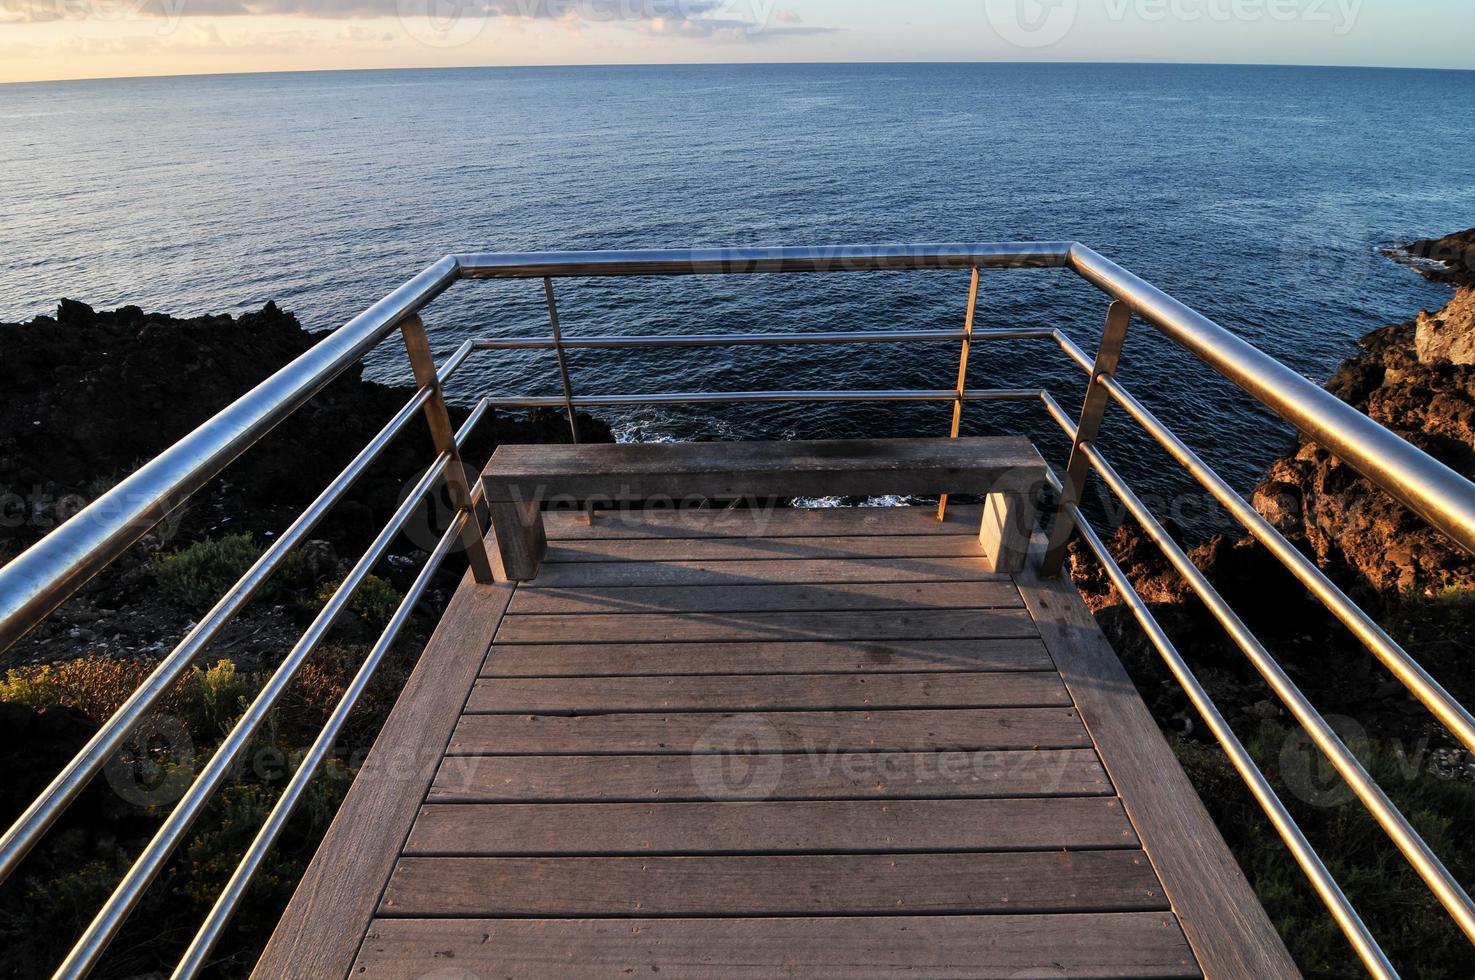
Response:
314,574,404,632
1175,724,1475,978
0,656,248,734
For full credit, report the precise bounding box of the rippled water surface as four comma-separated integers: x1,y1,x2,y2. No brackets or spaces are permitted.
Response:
2,63,1472,524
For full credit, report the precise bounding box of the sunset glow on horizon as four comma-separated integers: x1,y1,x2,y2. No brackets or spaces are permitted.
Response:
2,0,1473,86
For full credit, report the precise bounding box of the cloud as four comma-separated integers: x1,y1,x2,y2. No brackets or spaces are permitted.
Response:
1,0,750,23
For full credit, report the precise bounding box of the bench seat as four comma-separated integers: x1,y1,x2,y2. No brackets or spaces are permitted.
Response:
481,437,1048,580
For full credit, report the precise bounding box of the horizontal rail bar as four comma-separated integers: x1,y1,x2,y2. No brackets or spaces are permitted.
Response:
1039,390,1080,441
55,396,499,976
171,510,471,980
1098,374,1475,758
470,327,1055,351
54,449,457,977
479,388,1044,409
1063,504,1397,980
453,242,1073,279
1080,440,1475,943
0,256,460,653
0,385,435,887
1051,329,1095,374
0,343,482,889
1069,242,1475,558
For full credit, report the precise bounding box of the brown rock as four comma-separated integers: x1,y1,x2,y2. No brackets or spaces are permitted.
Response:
1415,288,1475,366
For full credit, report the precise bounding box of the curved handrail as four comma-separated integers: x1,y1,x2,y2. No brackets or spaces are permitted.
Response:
0,256,460,652
1069,242,1475,556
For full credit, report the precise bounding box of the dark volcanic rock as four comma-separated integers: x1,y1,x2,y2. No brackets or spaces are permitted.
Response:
1389,227,1475,288
0,300,613,561
1066,234,1475,740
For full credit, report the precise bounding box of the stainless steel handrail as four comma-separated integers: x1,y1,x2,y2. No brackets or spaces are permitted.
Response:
0,241,1472,978
1070,243,1475,555
0,256,461,653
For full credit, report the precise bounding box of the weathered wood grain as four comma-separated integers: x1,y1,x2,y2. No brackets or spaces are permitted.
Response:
493,608,1039,644
402,797,1139,855
1016,541,1298,979
448,707,1092,755
545,533,986,562
482,637,1055,677
506,579,1022,615
353,913,1202,979
380,850,1166,917
251,567,513,979
483,437,1047,501
429,749,1113,802
524,555,1004,587
464,672,1071,714
542,504,986,540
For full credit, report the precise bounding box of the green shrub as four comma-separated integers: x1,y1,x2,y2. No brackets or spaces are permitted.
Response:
0,657,254,740
151,533,320,613
315,574,403,632
0,657,194,722
152,534,265,613
1174,724,1475,978
187,659,254,738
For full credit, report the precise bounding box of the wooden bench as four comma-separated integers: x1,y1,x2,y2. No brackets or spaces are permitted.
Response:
481,436,1050,580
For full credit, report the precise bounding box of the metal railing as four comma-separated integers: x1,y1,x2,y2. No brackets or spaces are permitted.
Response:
0,242,1472,978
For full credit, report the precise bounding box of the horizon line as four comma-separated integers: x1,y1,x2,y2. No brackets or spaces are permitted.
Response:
5,57,1474,88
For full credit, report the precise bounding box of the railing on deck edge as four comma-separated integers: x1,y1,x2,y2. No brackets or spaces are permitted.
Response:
0,243,1472,978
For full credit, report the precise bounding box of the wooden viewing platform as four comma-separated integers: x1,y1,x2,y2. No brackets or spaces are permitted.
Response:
258,503,1297,978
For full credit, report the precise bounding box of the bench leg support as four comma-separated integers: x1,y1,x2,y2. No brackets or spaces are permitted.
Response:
488,501,547,581
980,492,1035,575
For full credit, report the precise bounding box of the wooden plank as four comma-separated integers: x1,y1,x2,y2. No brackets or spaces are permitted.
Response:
546,534,984,562
524,556,1003,587
494,608,1039,644
429,749,1113,802
402,797,1140,855
252,564,515,979
542,504,986,540
354,913,1202,979
483,637,1055,677
483,436,1047,501
1015,542,1298,978
507,579,1022,615
465,672,1071,714
379,850,1167,917
448,707,1092,755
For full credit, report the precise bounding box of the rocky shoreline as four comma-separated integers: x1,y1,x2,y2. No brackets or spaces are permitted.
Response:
1071,229,1475,752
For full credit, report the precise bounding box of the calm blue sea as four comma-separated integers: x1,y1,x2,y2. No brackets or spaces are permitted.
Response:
2,63,1472,525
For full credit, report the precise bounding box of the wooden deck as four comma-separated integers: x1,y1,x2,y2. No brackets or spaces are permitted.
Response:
258,506,1297,979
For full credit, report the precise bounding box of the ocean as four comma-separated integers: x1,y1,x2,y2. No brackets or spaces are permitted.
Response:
2,62,1472,527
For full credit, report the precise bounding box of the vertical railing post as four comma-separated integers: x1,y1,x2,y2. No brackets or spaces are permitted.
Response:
399,315,497,584
937,267,981,521
1040,300,1132,576
543,277,581,444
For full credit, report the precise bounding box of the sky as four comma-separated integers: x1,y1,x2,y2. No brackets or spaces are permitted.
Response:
1,0,1471,85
